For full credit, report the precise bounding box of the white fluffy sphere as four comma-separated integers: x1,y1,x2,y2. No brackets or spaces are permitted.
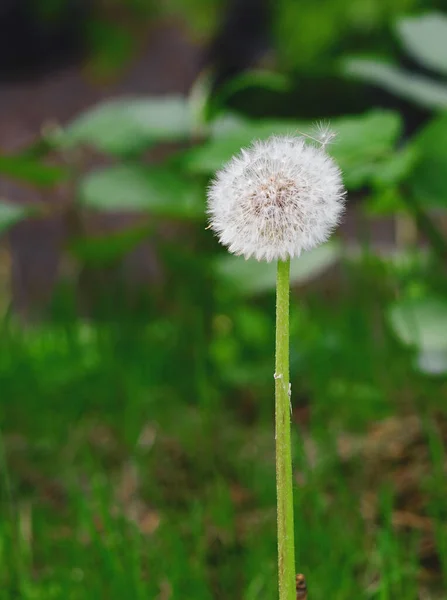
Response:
207,134,346,262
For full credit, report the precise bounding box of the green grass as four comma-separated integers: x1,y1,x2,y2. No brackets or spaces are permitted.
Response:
0,257,446,599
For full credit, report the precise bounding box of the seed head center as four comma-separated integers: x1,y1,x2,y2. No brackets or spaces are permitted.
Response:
251,174,297,216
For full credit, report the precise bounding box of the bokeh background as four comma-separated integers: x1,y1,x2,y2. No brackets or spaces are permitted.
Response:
1,1,447,598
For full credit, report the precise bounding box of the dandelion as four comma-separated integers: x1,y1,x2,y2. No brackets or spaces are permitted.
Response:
207,133,345,262
207,129,345,600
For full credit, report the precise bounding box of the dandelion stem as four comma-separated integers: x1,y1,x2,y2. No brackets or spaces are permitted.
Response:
275,257,295,600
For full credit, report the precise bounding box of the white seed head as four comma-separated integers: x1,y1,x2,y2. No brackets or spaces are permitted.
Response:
207,133,346,262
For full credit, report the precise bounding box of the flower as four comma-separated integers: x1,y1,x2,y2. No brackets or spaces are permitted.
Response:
207,133,346,262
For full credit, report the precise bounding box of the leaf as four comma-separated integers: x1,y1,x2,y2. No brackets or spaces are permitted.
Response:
78,165,204,219
0,155,68,187
182,110,401,189
343,58,447,109
195,72,290,124
0,200,28,235
397,13,447,77
388,296,447,375
209,112,253,137
190,117,313,173
388,296,447,351
372,143,420,188
222,70,289,95
364,188,406,216
416,349,447,375
63,96,192,155
213,71,290,110
68,223,152,265
215,241,341,296
329,111,402,189
408,112,447,207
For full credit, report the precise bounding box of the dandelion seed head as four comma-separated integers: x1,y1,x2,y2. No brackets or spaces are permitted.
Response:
207,132,346,262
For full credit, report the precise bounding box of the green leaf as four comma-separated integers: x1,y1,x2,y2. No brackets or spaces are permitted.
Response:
0,200,28,235
63,96,192,155
0,155,68,187
186,116,319,174
372,143,420,188
388,296,447,351
408,112,447,207
388,296,447,374
187,118,309,173
364,188,406,216
209,112,253,137
397,13,447,77
213,71,289,111
330,111,402,189
68,223,152,265
78,165,204,219
343,58,447,109
222,70,289,96
215,241,341,296
182,110,401,189
192,72,290,125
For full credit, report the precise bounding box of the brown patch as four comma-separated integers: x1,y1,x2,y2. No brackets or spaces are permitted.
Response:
296,573,307,599
334,414,447,586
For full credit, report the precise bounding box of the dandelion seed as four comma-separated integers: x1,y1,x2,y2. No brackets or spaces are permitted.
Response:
207,132,345,262
313,121,337,149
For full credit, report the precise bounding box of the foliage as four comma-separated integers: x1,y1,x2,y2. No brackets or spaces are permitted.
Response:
1,25,447,356
1,258,447,597
343,12,447,212
63,96,194,156
343,12,447,110
0,94,409,291
388,294,447,374
275,0,419,71
215,242,342,296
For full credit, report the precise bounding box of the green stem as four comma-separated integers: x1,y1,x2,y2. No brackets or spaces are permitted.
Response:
275,258,296,600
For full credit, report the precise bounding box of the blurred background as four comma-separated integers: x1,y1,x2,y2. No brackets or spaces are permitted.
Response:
1,1,447,598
